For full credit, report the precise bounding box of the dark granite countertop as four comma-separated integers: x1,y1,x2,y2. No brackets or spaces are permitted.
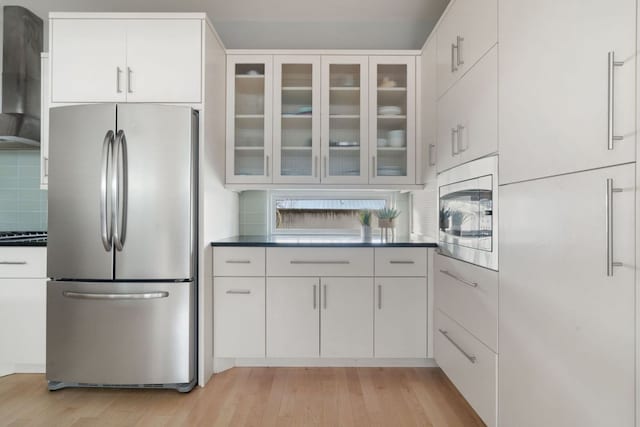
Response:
0,241,47,247
211,235,438,248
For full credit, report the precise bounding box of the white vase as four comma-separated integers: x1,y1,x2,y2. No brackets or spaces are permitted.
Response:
361,225,372,241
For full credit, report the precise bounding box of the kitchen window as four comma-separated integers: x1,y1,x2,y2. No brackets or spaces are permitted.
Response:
270,191,394,235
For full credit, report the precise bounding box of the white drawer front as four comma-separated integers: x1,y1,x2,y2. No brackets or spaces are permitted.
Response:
213,247,265,277
374,248,427,277
435,253,498,351
267,248,373,277
214,277,265,358
435,309,497,427
0,248,47,278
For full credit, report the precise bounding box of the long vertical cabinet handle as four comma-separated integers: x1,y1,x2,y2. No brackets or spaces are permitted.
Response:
127,67,133,93
112,130,128,251
451,128,459,156
100,130,114,251
456,36,465,66
377,284,382,310
372,156,377,178
607,52,625,150
606,178,623,276
265,155,270,177
457,125,465,152
450,43,458,72
323,284,327,309
428,144,436,166
116,67,123,93
313,284,317,309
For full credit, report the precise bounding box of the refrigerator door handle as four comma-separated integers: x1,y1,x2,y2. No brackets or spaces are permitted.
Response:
62,291,169,300
112,130,128,251
100,130,114,251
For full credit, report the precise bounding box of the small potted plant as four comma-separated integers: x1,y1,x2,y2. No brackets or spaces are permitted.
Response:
376,207,401,241
359,210,373,241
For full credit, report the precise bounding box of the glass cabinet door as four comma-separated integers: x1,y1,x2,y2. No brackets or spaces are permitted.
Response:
369,56,416,184
273,56,321,184
320,56,368,184
226,55,273,184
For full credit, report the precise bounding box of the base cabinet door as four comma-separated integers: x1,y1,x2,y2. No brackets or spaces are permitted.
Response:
214,277,265,358
374,277,426,358
266,277,320,357
320,278,373,358
499,163,635,426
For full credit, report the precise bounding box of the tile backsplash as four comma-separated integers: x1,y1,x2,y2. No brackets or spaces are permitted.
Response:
0,150,47,231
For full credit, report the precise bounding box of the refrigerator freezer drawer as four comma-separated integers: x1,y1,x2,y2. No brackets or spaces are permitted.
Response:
46,281,194,387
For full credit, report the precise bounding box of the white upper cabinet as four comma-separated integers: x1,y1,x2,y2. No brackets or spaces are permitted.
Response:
226,55,273,184
499,164,635,426
125,20,201,103
436,0,497,98
437,46,498,172
273,55,321,184
369,56,416,185
51,19,127,103
499,0,636,184
50,17,202,104
419,37,437,185
321,56,369,184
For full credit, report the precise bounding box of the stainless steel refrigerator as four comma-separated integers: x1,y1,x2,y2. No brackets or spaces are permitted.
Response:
46,104,197,392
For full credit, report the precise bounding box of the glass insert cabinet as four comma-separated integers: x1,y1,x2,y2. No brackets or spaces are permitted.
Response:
226,54,416,185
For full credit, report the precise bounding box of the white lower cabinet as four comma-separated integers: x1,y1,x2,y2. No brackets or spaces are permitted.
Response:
266,277,320,358
435,310,497,427
213,277,265,358
320,278,373,358
0,278,46,376
499,163,635,427
374,277,427,358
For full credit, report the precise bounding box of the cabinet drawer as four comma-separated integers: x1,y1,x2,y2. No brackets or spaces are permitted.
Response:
267,248,373,277
213,247,265,276
436,0,497,97
214,277,265,358
435,253,498,351
374,248,427,276
435,309,497,427
0,248,47,278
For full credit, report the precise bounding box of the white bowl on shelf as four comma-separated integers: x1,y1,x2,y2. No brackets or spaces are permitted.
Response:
377,138,389,147
378,106,402,116
388,130,406,147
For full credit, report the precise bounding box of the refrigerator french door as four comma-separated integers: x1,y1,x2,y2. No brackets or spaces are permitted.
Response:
46,104,197,392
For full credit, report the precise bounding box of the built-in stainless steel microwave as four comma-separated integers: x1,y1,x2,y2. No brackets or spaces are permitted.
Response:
437,155,498,271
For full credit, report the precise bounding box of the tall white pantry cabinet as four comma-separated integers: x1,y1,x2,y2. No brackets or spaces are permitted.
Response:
497,0,638,426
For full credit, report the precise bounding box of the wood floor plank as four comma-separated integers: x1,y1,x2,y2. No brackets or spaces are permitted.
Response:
0,368,484,427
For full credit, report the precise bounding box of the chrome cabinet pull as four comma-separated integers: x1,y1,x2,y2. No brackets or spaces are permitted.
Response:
265,155,270,177
100,130,114,251
0,261,27,265
456,36,465,66
390,260,415,264
378,284,382,309
457,124,466,152
451,128,459,156
451,43,458,72
606,178,624,276
225,259,251,264
314,155,318,178
439,329,476,364
313,284,317,309
127,67,133,93
116,67,123,93
226,289,251,295
439,269,478,288
44,157,49,177
63,291,169,300
428,144,436,166
323,284,327,309
291,260,350,265
607,52,625,150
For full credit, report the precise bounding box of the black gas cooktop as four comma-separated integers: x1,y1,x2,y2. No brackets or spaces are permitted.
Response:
0,231,47,246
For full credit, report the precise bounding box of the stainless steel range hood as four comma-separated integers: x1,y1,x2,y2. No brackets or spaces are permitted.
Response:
0,6,43,149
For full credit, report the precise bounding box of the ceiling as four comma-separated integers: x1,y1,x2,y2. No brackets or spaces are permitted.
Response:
15,0,449,49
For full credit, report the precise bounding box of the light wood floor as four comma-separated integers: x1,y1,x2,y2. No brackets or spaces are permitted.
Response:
0,368,484,427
